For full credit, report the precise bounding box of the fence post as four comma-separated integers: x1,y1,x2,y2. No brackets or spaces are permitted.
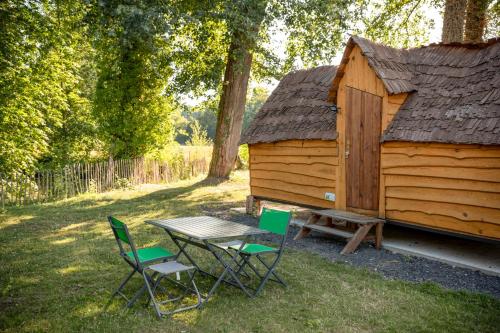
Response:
0,173,4,210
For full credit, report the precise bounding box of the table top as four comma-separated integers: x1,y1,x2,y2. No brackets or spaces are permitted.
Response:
146,216,268,240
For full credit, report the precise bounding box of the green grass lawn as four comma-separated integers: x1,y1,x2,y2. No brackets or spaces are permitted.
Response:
1,171,499,333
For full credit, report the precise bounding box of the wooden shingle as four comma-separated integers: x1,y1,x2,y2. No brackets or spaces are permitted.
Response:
240,66,337,144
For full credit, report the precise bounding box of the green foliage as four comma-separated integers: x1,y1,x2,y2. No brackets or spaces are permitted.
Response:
238,144,250,168
186,118,212,146
357,0,437,48
190,98,219,141
174,100,218,144
92,0,176,159
168,0,438,91
0,1,100,175
175,84,267,145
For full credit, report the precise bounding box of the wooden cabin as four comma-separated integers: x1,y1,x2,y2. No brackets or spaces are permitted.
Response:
241,36,500,241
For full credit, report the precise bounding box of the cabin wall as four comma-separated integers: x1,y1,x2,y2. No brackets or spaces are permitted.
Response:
381,142,500,240
249,140,338,208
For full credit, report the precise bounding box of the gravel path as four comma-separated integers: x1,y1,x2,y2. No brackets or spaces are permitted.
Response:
202,203,500,299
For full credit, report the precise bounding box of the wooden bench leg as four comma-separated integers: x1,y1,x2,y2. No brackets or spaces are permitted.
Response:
294,214,320,240
341,224,373,255
375,222,384,250
255,198,262,217
245,195,254,215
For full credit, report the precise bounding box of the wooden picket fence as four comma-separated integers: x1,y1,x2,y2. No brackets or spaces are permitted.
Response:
0,156,209,208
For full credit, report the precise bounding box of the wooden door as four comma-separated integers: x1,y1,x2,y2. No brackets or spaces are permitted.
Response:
345,87,382,212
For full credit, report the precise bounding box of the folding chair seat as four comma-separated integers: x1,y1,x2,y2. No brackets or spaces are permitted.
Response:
107,216,201,317
125,246,173,264
227,208,292,296
143,261,202,318
231,243,278,254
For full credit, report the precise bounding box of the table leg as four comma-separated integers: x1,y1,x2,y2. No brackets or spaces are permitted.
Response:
203,237,254,304
166,230,202,271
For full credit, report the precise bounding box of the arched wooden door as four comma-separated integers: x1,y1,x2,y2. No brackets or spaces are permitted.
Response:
345,87,382,214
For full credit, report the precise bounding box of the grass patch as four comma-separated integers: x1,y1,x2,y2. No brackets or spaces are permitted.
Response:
1,171,499,332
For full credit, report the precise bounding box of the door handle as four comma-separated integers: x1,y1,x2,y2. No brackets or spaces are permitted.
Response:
345,140,350,158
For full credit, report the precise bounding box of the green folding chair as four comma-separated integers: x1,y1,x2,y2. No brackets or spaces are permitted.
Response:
226,208,291,296
108,216,202,318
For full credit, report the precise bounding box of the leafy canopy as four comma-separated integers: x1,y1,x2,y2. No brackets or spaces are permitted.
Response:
91,0,176,158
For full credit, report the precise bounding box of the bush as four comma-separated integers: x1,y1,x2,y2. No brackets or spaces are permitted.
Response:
237,145,249,169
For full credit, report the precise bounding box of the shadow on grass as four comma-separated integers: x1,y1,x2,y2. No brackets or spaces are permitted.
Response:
0,178,247,330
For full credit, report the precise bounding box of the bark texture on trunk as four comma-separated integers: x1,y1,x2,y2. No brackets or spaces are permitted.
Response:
208,36,253,179
464,0,489,42
208,1,267,179
442,0,468,43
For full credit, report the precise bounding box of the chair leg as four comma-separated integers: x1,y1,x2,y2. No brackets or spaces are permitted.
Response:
104,269,136,311
188,270,203,308
243,253,284,297
239,255,264,279
256,254,287,287
113,269,136,298
143,269,202,318
127,271,158,308
254,268,276,296
142,271,163,319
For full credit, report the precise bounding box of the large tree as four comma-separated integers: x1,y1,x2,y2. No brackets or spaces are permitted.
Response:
441,0,468,43
464,0,490,42
208,1,267,178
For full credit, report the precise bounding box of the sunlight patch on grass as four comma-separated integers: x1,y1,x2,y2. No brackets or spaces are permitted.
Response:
57,265,85,275
58,222,91,232
73,302,104,318
51,237,77,245
0,216,34,230
16,276,40,285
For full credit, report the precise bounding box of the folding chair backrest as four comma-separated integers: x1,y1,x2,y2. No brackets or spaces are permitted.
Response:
259,208,291,236
109,216,132,245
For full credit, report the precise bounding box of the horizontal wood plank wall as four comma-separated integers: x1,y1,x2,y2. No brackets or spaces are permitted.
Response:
381,142,500,240
250,140,338,208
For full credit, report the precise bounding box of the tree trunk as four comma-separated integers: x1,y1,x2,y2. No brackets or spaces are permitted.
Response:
208,1,267,180
208,36,253,179
441,0,468,43
464,0,490,42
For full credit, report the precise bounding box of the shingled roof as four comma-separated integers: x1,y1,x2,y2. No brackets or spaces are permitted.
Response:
240,65,337,144
331,36,500,146
328,36,415,103
384,38,500,145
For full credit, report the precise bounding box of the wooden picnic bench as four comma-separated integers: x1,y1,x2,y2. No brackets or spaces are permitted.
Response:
294,209,384,254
